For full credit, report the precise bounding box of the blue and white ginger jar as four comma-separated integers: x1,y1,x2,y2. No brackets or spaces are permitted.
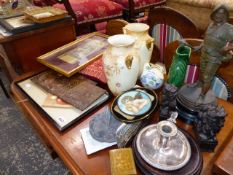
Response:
140,63,164,89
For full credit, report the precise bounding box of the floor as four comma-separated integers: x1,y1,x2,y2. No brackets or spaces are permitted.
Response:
0,70,70,175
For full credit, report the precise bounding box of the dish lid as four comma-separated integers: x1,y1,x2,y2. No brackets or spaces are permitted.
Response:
136,112,191,171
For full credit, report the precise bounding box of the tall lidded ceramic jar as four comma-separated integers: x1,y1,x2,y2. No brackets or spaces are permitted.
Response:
103,34,140,96
123,23,154,76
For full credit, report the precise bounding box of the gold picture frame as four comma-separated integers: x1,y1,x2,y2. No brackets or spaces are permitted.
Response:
37,32,109,77
24,6,67,23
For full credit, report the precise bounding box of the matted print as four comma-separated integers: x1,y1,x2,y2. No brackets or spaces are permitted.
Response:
37,32,109,77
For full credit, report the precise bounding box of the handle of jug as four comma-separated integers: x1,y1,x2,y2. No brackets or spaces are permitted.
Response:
125,55,133,69
146,38,154,50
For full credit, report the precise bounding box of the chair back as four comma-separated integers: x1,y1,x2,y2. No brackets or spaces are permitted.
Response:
147,6,200,62
106,19,128,36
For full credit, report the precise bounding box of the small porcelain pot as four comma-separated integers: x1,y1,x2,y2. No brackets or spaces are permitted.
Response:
123,23,154,76
140,63,164,89
102,34,140,96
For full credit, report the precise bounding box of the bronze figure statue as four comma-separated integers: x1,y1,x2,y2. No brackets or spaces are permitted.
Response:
176,4,233,108
199,4,233,98
172,4,230,151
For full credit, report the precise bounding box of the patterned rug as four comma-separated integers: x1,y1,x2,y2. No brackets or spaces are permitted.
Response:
0,71,70,175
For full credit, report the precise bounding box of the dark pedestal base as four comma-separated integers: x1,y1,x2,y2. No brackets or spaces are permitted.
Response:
194,126,218,152
197,139,218,152
176,98,198,124
175,83,217,125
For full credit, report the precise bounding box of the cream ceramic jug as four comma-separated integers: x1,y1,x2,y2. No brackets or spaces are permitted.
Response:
123,23,154,76
102,34,140,96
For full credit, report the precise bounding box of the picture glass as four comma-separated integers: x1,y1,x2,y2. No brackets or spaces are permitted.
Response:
38,33,108,76
117,90,152,116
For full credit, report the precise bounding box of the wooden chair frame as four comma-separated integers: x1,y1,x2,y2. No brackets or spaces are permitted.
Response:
147,6,200,38
126,0,166,21
147,6,200,62
105,19,128,36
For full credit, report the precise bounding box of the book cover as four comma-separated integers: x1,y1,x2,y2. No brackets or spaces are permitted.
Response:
31,70,107,111
109,148,137,175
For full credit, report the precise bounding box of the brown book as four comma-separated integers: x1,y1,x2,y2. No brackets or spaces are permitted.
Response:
31,70,107,110
109,148,137,175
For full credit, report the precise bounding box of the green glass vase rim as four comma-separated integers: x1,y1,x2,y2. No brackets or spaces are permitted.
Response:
176,45,191,57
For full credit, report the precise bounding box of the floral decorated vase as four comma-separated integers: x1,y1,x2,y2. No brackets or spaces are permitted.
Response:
123,23,154,76
140,63,164,89
102,34,140,96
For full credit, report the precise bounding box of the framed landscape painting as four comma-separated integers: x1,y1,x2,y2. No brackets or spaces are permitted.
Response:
37,32,109,77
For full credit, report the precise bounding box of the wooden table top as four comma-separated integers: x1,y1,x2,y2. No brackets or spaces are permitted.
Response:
10,71,233,175
213,136,233,175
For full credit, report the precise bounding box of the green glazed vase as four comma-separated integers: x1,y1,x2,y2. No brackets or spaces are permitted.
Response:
167,45,191,87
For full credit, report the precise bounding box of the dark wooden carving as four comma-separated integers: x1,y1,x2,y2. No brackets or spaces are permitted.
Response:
160,83,178,119
194,104,227,152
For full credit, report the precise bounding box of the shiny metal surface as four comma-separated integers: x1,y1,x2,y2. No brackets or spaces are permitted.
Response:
136,121,191,171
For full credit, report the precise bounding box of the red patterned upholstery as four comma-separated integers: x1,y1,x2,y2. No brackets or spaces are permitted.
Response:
111,0,164,9
53,0,123,24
